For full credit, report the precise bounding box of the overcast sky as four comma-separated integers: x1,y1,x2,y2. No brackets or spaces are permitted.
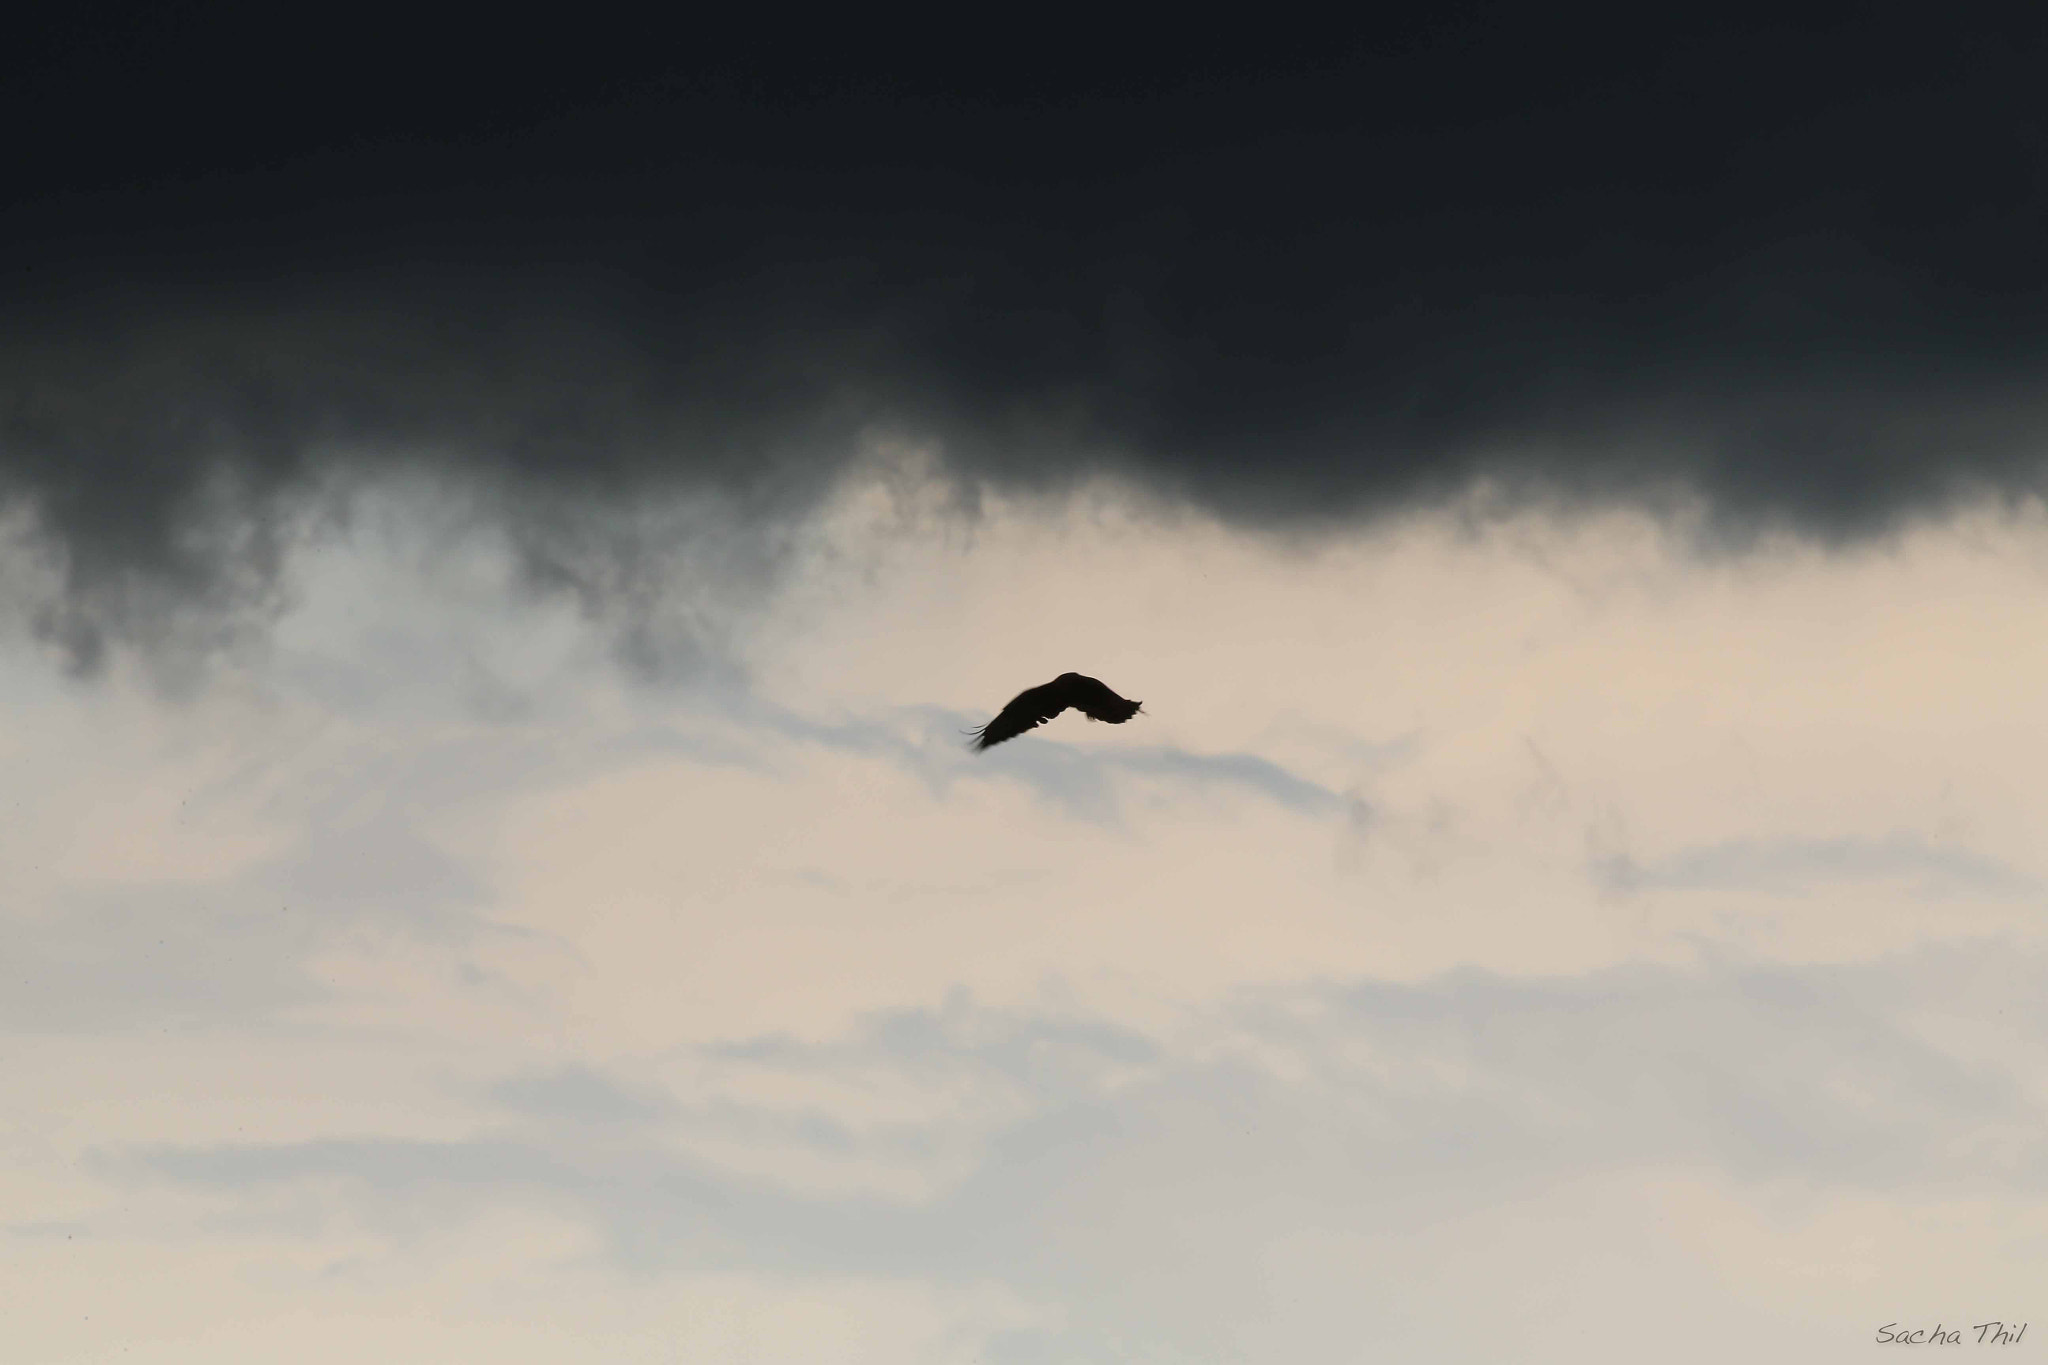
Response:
7,9,2048,1363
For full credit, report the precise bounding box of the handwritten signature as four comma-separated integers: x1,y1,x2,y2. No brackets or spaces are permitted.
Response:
1876,1323,2028,1346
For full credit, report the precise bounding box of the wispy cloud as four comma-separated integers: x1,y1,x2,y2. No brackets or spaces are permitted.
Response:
1598,834,2038,899
100,945,2048,1358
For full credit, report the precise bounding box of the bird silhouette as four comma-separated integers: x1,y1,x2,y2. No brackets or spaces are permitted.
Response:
966,673,1144,751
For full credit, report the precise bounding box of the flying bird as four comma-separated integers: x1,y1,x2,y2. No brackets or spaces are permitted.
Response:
966,672,1144,751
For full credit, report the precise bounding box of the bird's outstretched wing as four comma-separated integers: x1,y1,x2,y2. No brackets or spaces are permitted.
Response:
1065,674,1143,724
966,681,1073,750
966,673,1144,750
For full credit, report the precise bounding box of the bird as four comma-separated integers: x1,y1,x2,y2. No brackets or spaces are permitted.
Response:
966,672,1144,751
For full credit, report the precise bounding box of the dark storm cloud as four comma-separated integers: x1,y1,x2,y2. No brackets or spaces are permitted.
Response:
6,10,2046,659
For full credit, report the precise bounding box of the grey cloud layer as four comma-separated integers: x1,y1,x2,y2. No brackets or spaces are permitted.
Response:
106,944,2048,1358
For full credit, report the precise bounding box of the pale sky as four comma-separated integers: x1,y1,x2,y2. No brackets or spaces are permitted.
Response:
9,455,2048,1362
